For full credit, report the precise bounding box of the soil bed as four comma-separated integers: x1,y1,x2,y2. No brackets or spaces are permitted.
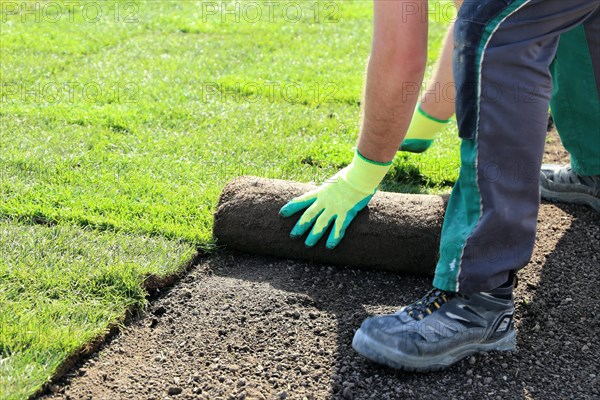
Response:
42,132,599,399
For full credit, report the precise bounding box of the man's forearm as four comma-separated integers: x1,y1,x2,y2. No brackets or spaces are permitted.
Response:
357,0,428,163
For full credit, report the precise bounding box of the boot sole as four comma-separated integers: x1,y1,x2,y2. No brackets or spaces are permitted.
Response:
540,186,600,213
352,328,516,373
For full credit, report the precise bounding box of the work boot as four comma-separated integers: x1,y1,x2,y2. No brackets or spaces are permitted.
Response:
540,164,600,213
352,277,516,372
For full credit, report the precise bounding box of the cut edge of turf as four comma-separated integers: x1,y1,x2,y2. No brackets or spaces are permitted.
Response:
0,211,218,253
27,249,208,400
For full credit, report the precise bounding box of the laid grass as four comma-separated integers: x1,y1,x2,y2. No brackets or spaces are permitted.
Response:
1,0,459,242
0,1,458,398
0,220,196,399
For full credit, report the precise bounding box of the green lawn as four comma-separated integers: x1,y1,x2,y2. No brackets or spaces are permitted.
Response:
0,220,196,399
0,1,458,398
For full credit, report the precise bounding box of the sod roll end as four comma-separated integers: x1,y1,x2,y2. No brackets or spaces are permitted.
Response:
213,176,447,275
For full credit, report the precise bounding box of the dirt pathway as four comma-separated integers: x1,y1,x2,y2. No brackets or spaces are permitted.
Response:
42,133,599,400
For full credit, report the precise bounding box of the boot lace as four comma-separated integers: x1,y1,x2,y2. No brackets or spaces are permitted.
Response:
405,288,455,320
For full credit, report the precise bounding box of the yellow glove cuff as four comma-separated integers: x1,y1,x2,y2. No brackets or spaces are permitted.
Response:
405,105,450,140
341,149,392,194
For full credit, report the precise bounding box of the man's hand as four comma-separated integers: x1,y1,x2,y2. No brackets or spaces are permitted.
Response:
279,150,391,249
280,0,427,248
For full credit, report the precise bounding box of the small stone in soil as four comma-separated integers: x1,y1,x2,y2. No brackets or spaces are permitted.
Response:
167,387,182,396
342,387,354,399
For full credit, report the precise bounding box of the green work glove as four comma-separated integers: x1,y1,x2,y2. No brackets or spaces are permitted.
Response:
279,149,392,249
399,105,450,153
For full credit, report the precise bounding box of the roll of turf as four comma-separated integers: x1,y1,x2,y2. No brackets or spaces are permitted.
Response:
213,176,448,276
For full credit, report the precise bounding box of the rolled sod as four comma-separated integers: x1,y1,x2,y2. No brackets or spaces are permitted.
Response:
213,176,448,276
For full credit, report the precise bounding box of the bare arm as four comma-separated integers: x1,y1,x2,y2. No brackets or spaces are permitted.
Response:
357,0,428,163
420,0,463,120
420,20,455,120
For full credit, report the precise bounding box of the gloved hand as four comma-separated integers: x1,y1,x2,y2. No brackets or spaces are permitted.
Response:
399,105,450,153
279,149,392,249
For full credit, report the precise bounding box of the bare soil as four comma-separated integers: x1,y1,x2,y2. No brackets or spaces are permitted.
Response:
41,131,599,400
